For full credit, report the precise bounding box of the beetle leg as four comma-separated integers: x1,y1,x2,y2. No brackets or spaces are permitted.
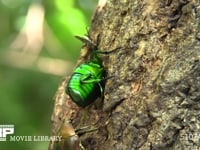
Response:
80,74,92,83
80,74,111,98
76,126,98,150
81,78,102,83
75,125,98,136
80,74,102,84
79,142,86,150
98,82,104,98
94,47,121,55
81,74,104,97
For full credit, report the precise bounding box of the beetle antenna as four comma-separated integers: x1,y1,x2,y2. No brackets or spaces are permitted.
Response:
75,35,96,48
75,126,98,136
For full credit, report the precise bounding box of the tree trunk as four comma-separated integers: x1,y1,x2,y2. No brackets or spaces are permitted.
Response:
49,0,200,149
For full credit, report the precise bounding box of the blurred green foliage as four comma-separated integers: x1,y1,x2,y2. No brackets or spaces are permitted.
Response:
0,0,97,149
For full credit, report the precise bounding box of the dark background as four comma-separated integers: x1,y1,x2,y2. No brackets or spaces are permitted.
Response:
0,0,97,149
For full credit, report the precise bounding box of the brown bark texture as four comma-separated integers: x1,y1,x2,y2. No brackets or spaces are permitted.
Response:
49,0,200,150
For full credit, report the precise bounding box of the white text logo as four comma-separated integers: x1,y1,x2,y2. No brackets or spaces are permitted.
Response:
0,125,14,141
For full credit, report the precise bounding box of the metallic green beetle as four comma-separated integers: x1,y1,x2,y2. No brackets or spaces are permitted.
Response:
66,36,119,107
66,51,106,107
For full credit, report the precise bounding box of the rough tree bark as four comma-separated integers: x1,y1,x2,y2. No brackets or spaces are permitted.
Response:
49,0,200,150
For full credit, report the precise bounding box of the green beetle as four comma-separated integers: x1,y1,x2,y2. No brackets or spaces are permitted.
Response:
66,51,106,107
66,36,118,107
